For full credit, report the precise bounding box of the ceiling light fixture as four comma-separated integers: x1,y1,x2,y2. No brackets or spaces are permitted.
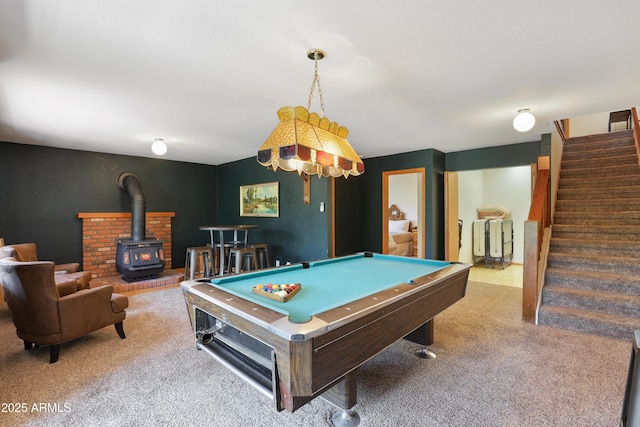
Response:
151,138,167,155
513,109,535,132
257,49,364,179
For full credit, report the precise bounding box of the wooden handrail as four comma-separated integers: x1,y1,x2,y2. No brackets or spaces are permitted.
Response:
553,119,569,142
523,162,550,322
632,107,640,167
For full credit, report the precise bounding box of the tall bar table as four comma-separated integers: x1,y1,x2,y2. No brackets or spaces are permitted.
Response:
199,225,257,276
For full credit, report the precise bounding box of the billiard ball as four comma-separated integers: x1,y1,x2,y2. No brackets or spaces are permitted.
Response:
278,290,288,298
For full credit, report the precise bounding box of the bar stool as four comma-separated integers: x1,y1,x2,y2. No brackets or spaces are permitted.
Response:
211,242,236,275
206,228,252,276
248,243,270,269
184,246,215,280
227,247,257,274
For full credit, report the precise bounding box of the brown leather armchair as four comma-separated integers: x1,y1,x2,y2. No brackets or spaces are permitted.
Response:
2,243,80,272
0,259,129,363
0,243,91,295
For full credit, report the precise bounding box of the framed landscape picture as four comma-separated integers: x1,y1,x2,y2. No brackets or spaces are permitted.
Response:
240,181,279,217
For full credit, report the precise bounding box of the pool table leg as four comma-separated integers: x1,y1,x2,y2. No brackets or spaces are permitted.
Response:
332,409,360,427
404,318,434,345
322,370,360,426
404,319,437,359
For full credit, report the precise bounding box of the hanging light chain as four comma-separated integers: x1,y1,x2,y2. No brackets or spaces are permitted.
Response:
306,51,326,117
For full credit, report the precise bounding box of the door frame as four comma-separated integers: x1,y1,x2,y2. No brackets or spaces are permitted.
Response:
444,171,459,262
382,168,425,257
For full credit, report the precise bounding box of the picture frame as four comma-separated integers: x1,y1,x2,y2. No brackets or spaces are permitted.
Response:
240,181,279,217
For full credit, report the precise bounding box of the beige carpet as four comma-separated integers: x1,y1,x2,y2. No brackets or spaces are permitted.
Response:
0,279,630,426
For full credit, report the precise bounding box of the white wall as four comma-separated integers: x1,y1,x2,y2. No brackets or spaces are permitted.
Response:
458,166,531,264
569,112,610,137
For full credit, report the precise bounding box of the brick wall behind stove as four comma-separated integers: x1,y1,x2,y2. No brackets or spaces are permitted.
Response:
79,212,174,278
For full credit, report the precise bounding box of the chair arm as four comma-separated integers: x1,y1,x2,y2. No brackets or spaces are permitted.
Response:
54,271,92,291
56,279,78,297
54,263,80,273
57,285,121,340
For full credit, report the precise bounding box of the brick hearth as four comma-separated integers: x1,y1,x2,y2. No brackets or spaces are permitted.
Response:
91,268,184,293
78,212,177,291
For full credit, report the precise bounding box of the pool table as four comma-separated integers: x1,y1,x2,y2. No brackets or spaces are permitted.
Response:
181,252,471,426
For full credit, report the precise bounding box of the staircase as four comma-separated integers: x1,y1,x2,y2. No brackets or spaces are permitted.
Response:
538,129,640,340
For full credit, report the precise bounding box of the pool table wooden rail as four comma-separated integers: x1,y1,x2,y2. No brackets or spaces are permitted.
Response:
309,264,469,393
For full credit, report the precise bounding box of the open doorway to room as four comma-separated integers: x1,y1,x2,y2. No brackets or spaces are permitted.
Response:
382,168,425,258
445,165,532,287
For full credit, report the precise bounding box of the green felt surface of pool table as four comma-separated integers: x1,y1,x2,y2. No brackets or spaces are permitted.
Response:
210,252,451,323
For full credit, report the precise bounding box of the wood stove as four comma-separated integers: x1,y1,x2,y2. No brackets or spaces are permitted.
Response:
115,172,165,281
116,238,165,282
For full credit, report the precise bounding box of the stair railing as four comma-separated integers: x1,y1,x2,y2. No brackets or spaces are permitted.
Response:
632,107,640,167
553,118,569,142
523,157,551,322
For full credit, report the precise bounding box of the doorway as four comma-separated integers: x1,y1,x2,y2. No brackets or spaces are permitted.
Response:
382,168,425,258
444,166,532,266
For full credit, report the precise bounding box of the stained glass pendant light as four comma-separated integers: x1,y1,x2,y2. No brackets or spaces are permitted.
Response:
257,49,364,178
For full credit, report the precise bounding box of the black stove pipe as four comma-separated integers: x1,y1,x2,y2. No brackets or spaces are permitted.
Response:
117,172,146,242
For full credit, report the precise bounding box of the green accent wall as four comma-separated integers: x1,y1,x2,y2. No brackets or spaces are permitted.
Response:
445,139,546,171
333,175,361,257
540,133,552,157
356,149,444,259
431,150,446,260
0,134,550,270
355,136,549,261
216,158,332,265
0,141,217,268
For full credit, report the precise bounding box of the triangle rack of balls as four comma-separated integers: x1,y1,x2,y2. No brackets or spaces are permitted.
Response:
252,283,302,302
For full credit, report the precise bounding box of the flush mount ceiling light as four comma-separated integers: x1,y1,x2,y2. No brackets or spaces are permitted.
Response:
513,109,535,132
257,49,364,179
151,138,167,155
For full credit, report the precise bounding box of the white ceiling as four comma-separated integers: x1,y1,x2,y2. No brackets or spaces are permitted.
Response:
1,1,639,166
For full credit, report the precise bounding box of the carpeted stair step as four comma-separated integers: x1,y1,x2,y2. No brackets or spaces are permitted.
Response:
549,237,640,257
561,154,638,170
557,185,640,200
553,211,640,226
552,224,640,240
544,267,640,296
542,285,640,317
558,174,640,190
562,144,637,162
562,138,635,157
555,197,640,212
547,252,640,275
559,163,640,179
537,304,640,341
563,129,633,146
